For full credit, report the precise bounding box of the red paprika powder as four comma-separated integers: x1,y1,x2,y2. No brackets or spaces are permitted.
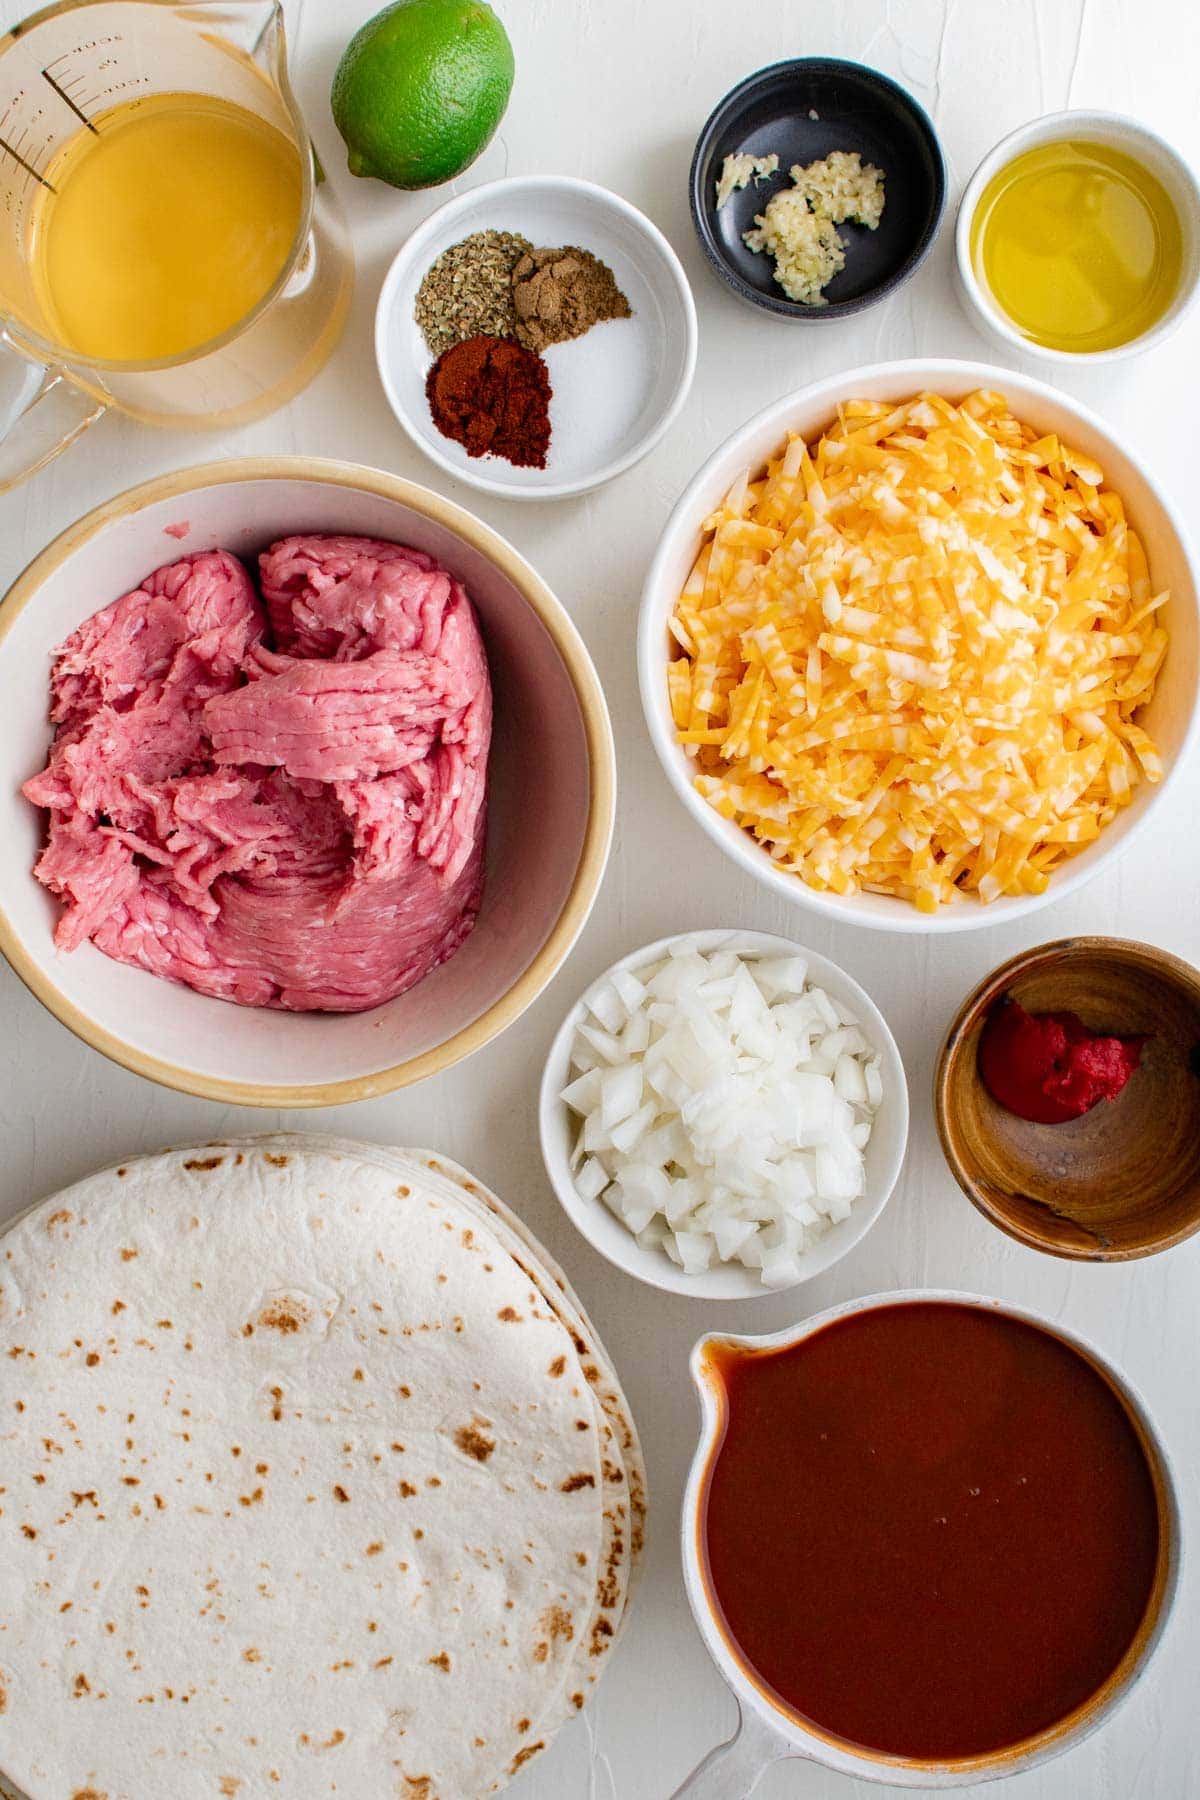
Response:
426,333,552,469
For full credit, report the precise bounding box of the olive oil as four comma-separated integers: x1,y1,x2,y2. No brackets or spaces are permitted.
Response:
30,92,303,363
971,140,1182,353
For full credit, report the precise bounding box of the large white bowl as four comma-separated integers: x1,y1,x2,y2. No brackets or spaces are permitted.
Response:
0,459,615,1105
639,358,1200,934
538,928,909,1299
376,175,698,501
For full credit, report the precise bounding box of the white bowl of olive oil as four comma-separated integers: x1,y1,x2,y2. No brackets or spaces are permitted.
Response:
955,110,1200,364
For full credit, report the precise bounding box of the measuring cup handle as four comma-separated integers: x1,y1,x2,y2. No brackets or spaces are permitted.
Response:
0,336,104,492
669,1702,798,1799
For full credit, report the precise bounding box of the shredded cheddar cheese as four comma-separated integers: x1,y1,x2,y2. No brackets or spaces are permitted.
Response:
669,391,1167,912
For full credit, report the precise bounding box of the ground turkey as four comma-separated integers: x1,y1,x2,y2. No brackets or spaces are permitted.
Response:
23,536,491,1011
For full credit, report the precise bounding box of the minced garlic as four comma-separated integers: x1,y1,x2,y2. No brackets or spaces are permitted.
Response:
744,150,885,306
714,151,779,211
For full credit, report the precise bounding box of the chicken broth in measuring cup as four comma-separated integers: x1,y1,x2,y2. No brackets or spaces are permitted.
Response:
30,93,303,362
699,1301,1163,1761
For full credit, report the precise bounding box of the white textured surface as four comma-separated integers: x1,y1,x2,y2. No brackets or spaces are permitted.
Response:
0,2,1197,1798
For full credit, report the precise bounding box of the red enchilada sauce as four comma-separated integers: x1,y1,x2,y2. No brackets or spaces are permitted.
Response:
701,1303,1160,1760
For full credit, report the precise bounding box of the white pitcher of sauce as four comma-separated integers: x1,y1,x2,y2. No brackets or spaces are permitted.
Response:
672,1291,1181,1795
0,0,352,489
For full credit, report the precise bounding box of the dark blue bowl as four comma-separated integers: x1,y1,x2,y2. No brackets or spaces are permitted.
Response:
690,58,946,319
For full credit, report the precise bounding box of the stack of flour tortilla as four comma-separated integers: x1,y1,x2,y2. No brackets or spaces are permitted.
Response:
0,1137,644,1800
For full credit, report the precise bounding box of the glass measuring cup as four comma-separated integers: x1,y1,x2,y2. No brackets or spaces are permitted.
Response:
0,0,353,489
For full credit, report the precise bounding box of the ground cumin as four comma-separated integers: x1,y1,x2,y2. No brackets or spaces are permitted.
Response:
425,334,552,469
511,246,632,351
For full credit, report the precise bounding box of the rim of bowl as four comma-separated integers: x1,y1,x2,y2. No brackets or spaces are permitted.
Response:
374,174,699,501
538,926,910,1298
637,355,1200,934
688,57,947,320
934,934,1200,1261
680,1288,1183,1786
954,110,1200,366
0,455,617,1108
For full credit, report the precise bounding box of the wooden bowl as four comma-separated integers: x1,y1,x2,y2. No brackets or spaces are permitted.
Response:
936,938,1200,1261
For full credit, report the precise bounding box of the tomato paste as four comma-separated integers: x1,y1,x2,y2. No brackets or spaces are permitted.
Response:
978,995,1146,1124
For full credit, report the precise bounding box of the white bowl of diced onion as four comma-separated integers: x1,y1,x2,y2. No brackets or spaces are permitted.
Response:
538,928,908,1297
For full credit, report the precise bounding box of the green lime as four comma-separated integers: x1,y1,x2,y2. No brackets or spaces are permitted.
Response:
331,0,514,190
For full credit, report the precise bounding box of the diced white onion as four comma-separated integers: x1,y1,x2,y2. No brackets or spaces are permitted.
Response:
563,944,885,1288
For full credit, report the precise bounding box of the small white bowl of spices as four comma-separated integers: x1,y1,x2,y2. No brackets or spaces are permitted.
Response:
375,174,698,500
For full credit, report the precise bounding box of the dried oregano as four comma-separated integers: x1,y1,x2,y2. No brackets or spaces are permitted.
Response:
414,229,532,357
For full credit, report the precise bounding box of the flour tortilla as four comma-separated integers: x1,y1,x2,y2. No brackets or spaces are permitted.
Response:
0,1139,638,1800
262,1137,648,1716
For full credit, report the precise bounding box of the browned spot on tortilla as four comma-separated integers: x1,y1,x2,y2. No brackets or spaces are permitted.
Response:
548,1356,566,1378
399,1384,412,1399
590,1616,614,1654
47,1209,73,1232
353,1369,364,1382
263,1153,289,1168
243,1647,262,1663
560,1473,595,1493
374,1654,393,1668
571,1692,584,1710
333,1485,350,1504
576,1419,589,1431
0,1671,6,1713
516,1717,530,1733
111,1301,125,1315
402,1780,432,1798
120,1248,138,1262
20,1524,36,1539
427,1652,451,1673
71,1490,97,1508
238,1488,264,1508
257,1302,304,1335
256,1462,269,1475
268,1386,284,1421
510,1742,545,1775
453,1419,496,1463
218,1779,241,1797
395,1183,411,1199
183,1156,223,1172
156,1320,173,1330
365,1541,383,1556
71,1790,108,1800
398,1480,417,1498
121,1476,139,1487
85,1353,100,1367
73,1673,91,1696
235,1153,244,1165
497,1307,521,1323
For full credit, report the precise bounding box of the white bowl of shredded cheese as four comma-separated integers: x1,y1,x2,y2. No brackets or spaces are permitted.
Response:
539,928,908,1297
639,358,1200,932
